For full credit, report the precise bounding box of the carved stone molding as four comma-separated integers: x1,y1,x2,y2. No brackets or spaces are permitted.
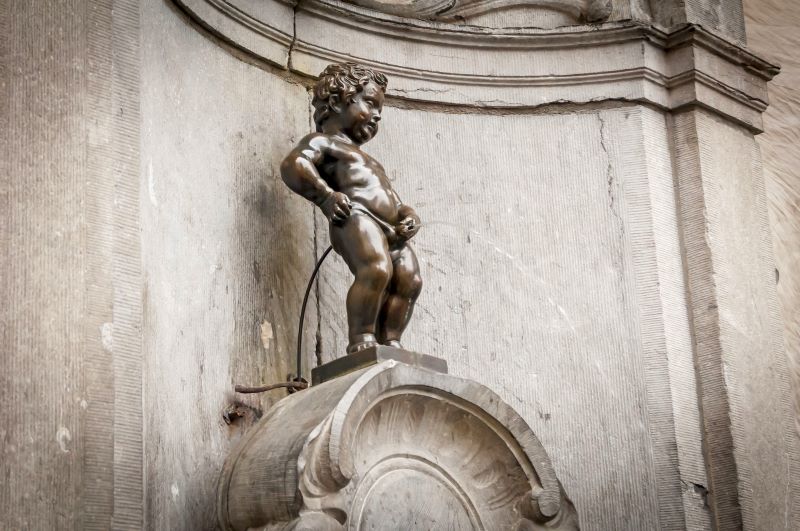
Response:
339,0,612,23
217,361,579,530
173,0,778,131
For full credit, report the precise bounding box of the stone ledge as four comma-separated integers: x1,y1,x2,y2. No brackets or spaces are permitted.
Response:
174,0,779,130
311,345,448,385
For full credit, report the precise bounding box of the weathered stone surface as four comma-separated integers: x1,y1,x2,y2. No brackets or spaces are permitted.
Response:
174,0,294,68
650,0,746,44
1,0,142,528
3,0,798,529
315,105,710,529
338,0,613,24
674,107,800,529
745,0,800,440
175,0,777,130
139,1,312,529
685,0,747,44
671,107,800,530
219,361,578,530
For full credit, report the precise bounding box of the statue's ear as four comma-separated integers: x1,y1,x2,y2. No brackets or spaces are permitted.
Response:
329,94,343,114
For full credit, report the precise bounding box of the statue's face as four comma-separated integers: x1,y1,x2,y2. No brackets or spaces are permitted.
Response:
341,81,385,144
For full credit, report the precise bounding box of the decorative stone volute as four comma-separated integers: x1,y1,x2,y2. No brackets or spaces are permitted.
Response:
218,360,578,530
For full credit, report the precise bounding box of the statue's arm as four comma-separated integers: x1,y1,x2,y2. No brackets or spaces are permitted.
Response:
280,134,335,206
280,134,352,224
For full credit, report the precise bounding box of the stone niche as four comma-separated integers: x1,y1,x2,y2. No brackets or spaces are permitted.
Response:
173,1,797,529
174,0,775,130
217,360,578,530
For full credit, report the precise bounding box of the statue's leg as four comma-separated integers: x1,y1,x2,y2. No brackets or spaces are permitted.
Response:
330,215,392,354
378,243,422,347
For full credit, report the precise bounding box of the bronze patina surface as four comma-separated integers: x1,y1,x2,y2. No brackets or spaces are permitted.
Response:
281,63,423,356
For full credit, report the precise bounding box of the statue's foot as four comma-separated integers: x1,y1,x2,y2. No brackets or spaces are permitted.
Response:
347,335,378,355
383,340,403,349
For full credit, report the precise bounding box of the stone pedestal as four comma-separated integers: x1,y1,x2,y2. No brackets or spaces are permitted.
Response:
218,358,578,530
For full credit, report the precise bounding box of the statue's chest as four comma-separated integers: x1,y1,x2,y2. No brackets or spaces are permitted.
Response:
323,151,386,185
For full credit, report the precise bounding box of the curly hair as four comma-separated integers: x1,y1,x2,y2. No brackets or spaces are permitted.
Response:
312,63,388,132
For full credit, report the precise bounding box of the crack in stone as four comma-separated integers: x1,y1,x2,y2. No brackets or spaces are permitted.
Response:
597,113,616,216
392,87,453,95
386,96,642,116
287,0,301,70
597,112,626,293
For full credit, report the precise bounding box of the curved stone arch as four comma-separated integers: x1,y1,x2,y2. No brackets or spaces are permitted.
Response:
173,0,776,130
340,0,613,22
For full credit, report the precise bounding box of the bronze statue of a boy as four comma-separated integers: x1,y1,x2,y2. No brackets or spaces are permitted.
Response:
281,63,422,355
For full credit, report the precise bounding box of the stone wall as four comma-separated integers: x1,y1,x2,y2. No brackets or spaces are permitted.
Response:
139,3,313,528
316,104,704,528
2,1,314,529
2,1,143,528
745,0,800,437
2,0,798,529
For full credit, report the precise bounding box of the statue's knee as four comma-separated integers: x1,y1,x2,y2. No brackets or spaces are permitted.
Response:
359,260,392,287
410,274,423,297
400,273,422,298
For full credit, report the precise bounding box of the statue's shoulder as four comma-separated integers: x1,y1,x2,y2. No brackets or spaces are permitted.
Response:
299,132,358,160
287,132,337,163
298,131,334,149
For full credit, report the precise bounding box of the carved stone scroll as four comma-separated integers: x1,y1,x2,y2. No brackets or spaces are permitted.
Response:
218,360,579,530
341,0,613,23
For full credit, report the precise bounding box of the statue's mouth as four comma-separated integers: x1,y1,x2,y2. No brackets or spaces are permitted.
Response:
356,121,378,141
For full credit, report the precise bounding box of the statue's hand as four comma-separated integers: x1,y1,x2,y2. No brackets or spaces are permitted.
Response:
320,192,352,225
396,213,420,241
